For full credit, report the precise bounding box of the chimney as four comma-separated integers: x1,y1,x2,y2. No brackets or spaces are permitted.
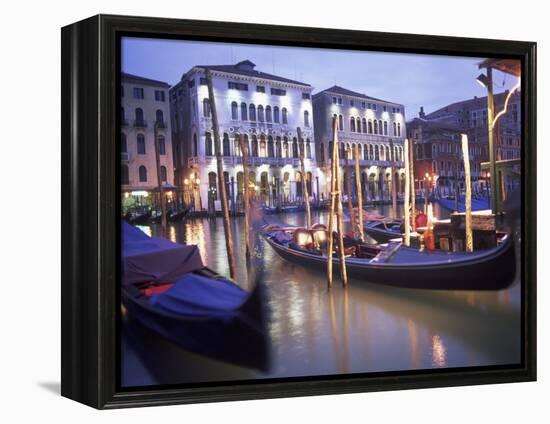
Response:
419,106,425,119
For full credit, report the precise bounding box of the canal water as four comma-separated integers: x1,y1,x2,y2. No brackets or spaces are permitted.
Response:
121,204,521,387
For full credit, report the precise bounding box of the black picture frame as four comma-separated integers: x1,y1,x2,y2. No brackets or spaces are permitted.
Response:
61,14,537,409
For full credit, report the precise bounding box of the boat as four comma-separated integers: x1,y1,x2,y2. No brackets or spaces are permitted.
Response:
261,221,516,290
363,219,404,243
436,196,490,213
127,210,151,225
168,206,191,222
121,221,269,370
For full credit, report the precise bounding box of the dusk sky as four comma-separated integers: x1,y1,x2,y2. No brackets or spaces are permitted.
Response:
122,37,519,118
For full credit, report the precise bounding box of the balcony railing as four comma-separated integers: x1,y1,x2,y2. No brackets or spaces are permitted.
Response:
188,155,301,167
155,120,166,129
134,120,147,128
121,152,130,162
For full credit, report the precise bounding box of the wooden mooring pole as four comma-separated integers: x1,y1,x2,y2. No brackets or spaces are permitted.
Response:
461,133,473,252
206,69,236,278
239,134,252,259
297,127,311,229
354,144,364,241
403,138,411,247
409,137,416,232
344,146,355,234
153,121,168,234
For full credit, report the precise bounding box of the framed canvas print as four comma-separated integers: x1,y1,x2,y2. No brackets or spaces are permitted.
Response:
61,14,536,409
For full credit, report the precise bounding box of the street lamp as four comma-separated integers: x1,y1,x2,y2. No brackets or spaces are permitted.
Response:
476,73,489,88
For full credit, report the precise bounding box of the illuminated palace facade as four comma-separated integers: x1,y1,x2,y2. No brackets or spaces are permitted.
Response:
312,86,407,201
170,60,318,210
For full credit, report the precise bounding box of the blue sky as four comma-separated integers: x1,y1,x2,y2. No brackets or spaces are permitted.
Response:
122,37,519,118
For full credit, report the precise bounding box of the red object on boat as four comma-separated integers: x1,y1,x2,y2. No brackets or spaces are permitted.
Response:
423,227,436,251
415,213,427,228
141,283,174,297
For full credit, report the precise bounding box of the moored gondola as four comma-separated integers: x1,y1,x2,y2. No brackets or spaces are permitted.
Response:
261,222,515,290
121,221,269,370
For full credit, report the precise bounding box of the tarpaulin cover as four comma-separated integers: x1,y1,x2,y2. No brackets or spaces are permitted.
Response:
150,273,248,317
121,221,204,286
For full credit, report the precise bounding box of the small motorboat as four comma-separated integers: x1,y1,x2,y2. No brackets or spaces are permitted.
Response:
261,221,516,290
128,210,151,225
363,219,404,243
121,221,269,370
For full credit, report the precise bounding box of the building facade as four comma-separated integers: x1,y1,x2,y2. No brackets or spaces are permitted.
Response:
407,118,484,195
121,73,175,211
170,60,317,210
413,90,521,195
312,86,406,201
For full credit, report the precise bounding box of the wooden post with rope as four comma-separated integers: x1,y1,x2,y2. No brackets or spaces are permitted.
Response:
297,127,311,229
153,121,167,234
390,139,397,220
206,69,236,278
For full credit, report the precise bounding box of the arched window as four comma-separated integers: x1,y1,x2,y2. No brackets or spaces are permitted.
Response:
121,165,129,185
397,123,401,137
379,120,383,134
241,102,248,120
368,119,373,134
350,117,356,132
203,98,211,117
155,136,164,156
267,136,274,157
231,102,238,120
356,118,361,133
137,134,146,154
121,133,127,153
282,108,288,124
275,137,282,157
375,145,380,160
223,133,230,156
292,138,299,158
362,118,367,133
208,172,217,200
205,132,213,156
338,114,344,131
266,106,272,123
306,172,312,195
156,110,164,126
259,136,266,157
251,135,258,157
295,172,303,197
283,137,289,158
304,110,310,127
393,122,397,136
383,121,388,135
306,140,311,159
257,105,265,122
160,166,167,182
273,106,280,123
193,133,197,157
364,144,369,160
373,120,378,134
135,108,144,124
249,104,256,121
328,142,334,160
138,165,147,182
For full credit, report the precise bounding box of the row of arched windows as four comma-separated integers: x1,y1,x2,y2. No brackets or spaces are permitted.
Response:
122,107,165,126
121,133,166,155
322,141,404,162
225,101,291,125
203,132,312,159
333,114,401,136
120,164,167,185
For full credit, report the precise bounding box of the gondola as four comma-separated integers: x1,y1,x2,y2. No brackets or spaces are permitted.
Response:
363,219,405,243
261,222,516,290
128,210,151,225
168,206,191,222
121,221,269,370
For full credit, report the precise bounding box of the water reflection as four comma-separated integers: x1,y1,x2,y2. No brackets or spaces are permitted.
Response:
122,206,521,386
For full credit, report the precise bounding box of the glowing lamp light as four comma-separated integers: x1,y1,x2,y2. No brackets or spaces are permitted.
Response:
124,192,129,199
184,178,189,185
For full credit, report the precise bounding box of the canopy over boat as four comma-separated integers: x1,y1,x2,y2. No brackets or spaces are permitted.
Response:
122,222,204,286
